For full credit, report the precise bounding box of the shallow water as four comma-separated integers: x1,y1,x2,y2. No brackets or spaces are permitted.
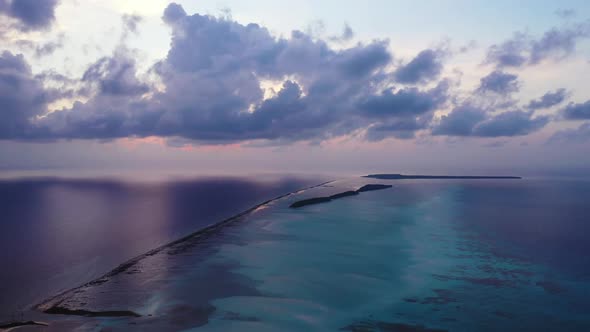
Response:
0,175,322,320
27,178,590,331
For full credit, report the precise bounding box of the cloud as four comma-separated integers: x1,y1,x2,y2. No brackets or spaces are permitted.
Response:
0,51,51,138
527,88,568,110
0,0,60,31
330,23,354,43
432,105,487,136
393,48,445,84
485,22,590,67
0,3,566,146
122,14,142,34
561,100,590,120
485,32,529,67
120,14,143,42
15,33,65,58
17,3,452,143
365,116,432,141
549,122,590,143
81,53,149,97
432,105,548,137
478,70,520,95
473,110,549,137
162,2,186,25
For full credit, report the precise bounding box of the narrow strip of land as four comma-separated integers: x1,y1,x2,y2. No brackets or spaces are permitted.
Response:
0,321,48,330
365,174,521,180
290,184,392,208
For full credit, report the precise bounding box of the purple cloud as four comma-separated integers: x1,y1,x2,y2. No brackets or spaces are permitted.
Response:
0,0,59,31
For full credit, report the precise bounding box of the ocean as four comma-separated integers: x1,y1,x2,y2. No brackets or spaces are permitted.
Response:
0,175,323,321
2,176,590,331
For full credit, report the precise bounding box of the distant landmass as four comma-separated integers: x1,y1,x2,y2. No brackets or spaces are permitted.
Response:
290,184,392,208
365,174,522,180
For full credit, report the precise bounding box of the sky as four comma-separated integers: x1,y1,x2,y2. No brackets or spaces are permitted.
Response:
1,0,590,177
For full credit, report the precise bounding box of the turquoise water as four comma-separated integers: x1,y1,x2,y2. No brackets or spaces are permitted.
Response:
31,178,590,331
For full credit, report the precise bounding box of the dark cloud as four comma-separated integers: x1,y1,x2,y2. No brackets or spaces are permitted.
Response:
0,0,59,31
335,41,391,78
20,3,451,143
530,25,590,64
394,49,445,84
357,81,449,118
485,22,590,67
562,100,590,120
162,2,186,25
485,32,529,67
0,51,50,138
0,3,560,145
432,105,486,136
365,116,432,141
527,88,568,110
473,110,549,137
81,54,149,97
478,70,520,95
432,105,548,137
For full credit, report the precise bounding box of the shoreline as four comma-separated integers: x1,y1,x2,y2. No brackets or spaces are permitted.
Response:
34,179,335,315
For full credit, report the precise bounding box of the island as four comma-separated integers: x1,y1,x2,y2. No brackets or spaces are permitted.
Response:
356,184,394,192
44,307,141,317
289,185,392,208
0,321,49,329
365,174,522,180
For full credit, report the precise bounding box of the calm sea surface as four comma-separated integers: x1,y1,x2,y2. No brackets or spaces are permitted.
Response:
0,175,322,320
1,177,590,331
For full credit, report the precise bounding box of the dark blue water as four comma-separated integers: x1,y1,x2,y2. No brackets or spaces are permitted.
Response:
0,175,323,320
456,180,590,279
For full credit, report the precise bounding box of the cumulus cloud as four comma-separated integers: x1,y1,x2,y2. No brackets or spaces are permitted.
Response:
82,53,149,97
0,2,570,146
477,70,520,95
561,100,590,120
357,81,449,118
485,32,529,67
0,0,59,31
527,88,568,110
474,110,549,137
432,105,486,136
162,2,186,25
15,3,452,143
432,105,548,137
485,22,590,67
0,51,52,138
393,48,446,84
